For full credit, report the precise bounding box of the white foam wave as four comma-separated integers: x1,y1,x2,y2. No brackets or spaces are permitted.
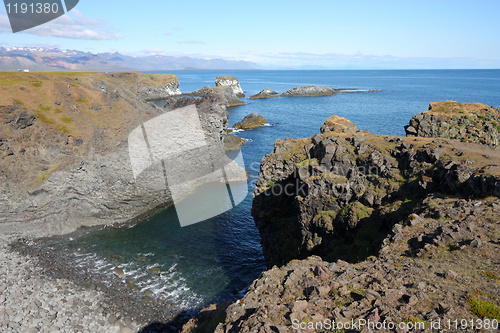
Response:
66,250,204,309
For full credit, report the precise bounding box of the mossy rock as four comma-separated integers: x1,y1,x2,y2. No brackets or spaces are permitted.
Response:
233,113,267,130
224,133,245,151
147,267,161,274
113,266,124,276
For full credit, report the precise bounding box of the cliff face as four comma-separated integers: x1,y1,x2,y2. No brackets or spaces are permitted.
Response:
252,115,500,268
215,76,245,97
140,80,181,100
0,72,231,236
405,101,500,147
205,113,500,332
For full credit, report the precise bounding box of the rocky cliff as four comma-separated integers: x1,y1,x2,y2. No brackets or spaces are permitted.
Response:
210,86,246,107
405,101,500,147
185,78,246,107
252,114,500,268
215,76,245,97
0,72,233,236
198,113,500,332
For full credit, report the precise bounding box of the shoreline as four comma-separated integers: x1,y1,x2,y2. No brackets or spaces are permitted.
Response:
0,229,196,333
0,233,140,333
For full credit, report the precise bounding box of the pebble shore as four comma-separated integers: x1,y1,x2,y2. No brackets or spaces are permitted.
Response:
0,236,140,333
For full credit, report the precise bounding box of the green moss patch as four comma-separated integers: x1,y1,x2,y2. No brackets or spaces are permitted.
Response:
467,298,500,320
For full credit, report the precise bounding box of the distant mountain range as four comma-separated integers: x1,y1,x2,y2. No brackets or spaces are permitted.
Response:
0,47,261,71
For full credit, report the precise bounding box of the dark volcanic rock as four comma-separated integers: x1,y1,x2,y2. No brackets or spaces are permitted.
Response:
405,101,500,147
184,85,211,96
209,113,500,333
281,85,334,97
7,111,36,130
210,86,246,107
210,86,246,106
224,133,245,151
233,113,267,130
249,88,279,100
252,114,500,268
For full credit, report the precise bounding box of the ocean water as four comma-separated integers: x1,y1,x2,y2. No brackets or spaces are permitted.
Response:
44,70,500,311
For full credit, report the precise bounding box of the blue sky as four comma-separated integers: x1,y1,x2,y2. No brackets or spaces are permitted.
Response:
1,0,500,69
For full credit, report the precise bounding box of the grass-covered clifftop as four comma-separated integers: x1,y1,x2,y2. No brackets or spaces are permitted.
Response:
253,114,500,267
405,101,500,146
0,72,195,236
0,71,178,187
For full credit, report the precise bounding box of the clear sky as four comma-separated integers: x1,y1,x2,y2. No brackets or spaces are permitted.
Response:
1,0,500,69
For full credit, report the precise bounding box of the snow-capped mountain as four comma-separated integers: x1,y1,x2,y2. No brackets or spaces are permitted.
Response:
0,47,260,71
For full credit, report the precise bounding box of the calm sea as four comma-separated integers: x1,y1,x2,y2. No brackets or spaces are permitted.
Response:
42,70,500,310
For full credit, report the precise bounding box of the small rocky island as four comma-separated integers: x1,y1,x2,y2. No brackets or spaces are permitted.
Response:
281,85,335,97
215,76,245,97
233,113,267,130
249,88,279,100
250,85,378,99
0,72,245,237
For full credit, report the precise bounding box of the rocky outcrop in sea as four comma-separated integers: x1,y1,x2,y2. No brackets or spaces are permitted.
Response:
210,86,246,107
233,113,267,130
185,77,246,107
281,85,335,97
215,76,245,97
249,88,279,100
405,101,500,147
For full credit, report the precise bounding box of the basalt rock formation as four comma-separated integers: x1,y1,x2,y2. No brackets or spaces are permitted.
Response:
405,101,500,147
210,86,246,107
203,113,500,332
252,115,500,268
215,76,245,97
249,87,377,100
0,72,235,237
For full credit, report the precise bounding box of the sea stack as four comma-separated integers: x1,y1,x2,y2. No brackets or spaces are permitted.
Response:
215,76,245,97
